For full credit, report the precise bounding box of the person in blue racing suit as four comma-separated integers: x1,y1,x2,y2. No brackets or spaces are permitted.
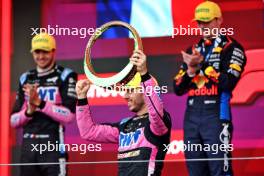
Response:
173,1,246,176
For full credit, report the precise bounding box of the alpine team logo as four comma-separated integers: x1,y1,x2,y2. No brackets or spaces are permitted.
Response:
119,129,142,147
38,87,58,102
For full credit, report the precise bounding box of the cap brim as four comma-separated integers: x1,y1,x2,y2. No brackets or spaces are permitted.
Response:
30,48,53,53
193,16,218,23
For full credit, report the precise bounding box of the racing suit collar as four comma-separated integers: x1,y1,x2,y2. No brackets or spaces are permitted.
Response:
36,63,57,77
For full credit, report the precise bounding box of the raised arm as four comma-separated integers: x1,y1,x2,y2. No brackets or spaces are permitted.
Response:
130,50,171,136
75,79,119,143
141,73,170,136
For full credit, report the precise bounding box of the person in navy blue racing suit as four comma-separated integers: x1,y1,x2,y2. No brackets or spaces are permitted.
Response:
173,1,246,176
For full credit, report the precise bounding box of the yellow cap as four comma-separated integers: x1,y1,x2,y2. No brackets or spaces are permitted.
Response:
125,72,141,88
31,33,56,52
194,1,222,22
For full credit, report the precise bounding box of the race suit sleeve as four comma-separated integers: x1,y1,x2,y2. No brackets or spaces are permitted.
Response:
76,98,119,143
173,47,195,96
203,43,247,92
10,74,32,128
141,73,169,136
38,71,77,124
173,64,194,96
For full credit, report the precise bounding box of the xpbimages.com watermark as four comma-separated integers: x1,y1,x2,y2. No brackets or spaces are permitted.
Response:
167,25,234,38
163,140,234,155
87,84,168,99
30,25,102,39
30,24,235,39
31,141,102,155
102,84,168,96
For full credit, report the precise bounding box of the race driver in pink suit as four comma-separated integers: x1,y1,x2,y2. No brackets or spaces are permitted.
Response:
76,50,172,176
